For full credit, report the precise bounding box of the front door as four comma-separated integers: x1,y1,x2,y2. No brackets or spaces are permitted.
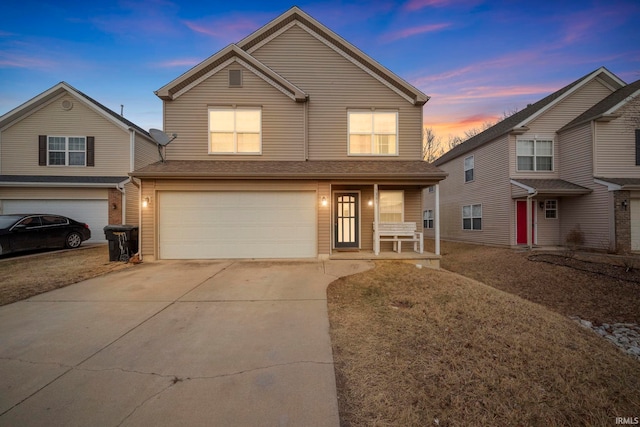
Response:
516,200,535,245
335,193,359,248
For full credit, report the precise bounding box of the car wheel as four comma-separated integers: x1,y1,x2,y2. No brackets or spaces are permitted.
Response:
65,232,83,249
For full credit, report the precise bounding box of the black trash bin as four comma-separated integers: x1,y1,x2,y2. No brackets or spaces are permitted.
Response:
103,225,139,262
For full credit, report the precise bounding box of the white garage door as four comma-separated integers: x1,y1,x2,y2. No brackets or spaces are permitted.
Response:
159,191,317,259
3,199,108,242
631,199,640,251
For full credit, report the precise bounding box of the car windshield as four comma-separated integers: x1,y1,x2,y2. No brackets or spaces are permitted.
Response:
0,215,24,229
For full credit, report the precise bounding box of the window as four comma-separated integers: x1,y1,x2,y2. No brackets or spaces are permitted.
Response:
380,191,403,222
48,136,86,166
423,210,434,229
462,204,482,230
348,111,398,155
517,139,553,171
209,107,261,154
427,186,434,193
464,155,474,182
544,200,557,219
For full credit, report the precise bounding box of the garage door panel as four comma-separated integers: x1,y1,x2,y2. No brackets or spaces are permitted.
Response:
159,191,316,259
3,200,107,242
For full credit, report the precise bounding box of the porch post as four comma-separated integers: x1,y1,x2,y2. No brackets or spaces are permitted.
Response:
374,184,379,255
435,183,440,256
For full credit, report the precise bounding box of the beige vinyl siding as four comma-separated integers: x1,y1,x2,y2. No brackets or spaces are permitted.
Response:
1,94,131,176
318,181,331,256
124,181,139,225
134,135,159,170
250,24,422,160
510,78,616,179
510,183,529,198
594,99,640,177
434,135,512,246
140,179,156,259
163,63,305,161
558,123,612,249
535,200,561,245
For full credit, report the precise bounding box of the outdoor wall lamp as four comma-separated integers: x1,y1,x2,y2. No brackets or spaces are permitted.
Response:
142,197,150,208
539,201,544,209
621,199,628,210
321,196,328,207
368,199,373,206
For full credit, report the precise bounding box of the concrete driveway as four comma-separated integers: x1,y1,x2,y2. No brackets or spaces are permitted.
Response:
0,259,372,426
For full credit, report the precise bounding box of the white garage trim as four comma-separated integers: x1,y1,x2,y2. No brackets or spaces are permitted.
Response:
2,199,108,242
159,191,317,259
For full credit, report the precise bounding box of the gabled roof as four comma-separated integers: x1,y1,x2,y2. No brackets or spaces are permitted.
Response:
559,78,640,132
595,177,640,190
434,67,625,166
0,82,151,138
155,44,307,102
155,6,428,106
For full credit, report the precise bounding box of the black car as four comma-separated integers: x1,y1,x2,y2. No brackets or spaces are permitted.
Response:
0,214,91,256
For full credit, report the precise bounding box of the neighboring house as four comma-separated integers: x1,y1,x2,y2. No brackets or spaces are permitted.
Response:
0,82,158,241
131,6,446,260
424,67,639,253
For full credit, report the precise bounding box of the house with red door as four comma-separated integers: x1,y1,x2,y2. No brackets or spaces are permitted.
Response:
423,67,640,253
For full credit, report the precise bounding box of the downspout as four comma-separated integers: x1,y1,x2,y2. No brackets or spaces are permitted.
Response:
117,178,129,225
435,183,440,256
131,177,143,260
304,95,309,160
526,190,538,250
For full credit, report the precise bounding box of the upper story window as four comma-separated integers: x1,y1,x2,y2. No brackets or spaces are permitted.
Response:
348,111,398,156
48,136,86,166
464,155,474,182
379,190,403,222
209,107,261,154
517,138,553,171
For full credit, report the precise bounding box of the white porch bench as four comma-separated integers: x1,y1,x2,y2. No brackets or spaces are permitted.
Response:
374,222,423,254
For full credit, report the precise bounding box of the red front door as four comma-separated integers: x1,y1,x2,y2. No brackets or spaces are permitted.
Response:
516,200,535,245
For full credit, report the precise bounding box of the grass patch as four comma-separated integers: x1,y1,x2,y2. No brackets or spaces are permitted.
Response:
0,245,132,305
328,261,640,426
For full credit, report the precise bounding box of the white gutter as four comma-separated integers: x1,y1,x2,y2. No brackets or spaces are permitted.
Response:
435,183,440,256
526,190,538,250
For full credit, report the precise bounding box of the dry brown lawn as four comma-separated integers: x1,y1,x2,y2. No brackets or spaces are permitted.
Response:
328,242,640,426
0,245,132,306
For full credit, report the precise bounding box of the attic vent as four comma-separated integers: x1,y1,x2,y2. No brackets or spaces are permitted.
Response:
61,100,73,110
229,70,242,88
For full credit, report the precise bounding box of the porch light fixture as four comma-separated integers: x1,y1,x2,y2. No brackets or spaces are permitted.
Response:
621,199,628,210
321,196,328,207
368,199,373,206
142,197,150,208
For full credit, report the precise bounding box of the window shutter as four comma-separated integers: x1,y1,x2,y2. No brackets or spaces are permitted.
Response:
87,136,95,167
38,135,47,166
636,129,640,166
229,70,242,87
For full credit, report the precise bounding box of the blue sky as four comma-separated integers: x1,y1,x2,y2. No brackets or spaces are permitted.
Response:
1,0,639,139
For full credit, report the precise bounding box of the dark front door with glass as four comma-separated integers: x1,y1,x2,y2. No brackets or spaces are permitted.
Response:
335,193,359,248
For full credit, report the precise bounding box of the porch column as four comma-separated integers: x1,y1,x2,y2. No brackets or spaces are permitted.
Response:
373,184,380,255
435,183,440,256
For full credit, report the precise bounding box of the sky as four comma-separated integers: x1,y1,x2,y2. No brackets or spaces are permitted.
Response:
1,0,639,141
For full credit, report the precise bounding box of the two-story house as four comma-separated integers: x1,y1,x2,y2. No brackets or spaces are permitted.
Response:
0,82,157,241
423,67,639,252
131,6,446,261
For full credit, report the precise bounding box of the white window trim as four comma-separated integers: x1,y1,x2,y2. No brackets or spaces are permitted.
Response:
347,110,399,156
516,138,554,172
47,136,86,167
544,199,558,219
208,107,262,155
464,155,474,183
462,203,482,231
423,209,434,229
379,190,404,222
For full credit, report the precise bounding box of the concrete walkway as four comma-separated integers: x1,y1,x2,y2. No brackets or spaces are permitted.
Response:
0,259,373,426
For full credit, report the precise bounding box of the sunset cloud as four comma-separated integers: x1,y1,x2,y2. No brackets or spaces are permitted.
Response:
404,0,452,12
0,52,57,70
381,23,452,42
153,58,202,68
183,15,265,42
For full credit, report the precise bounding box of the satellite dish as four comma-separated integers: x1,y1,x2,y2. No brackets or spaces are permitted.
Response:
149,129,177,163
149,128,177,146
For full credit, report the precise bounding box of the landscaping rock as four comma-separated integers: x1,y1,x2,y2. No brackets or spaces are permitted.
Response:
571,316,640,361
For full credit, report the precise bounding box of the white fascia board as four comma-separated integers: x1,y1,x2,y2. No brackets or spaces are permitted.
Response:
594,178,622,191
604,87,640,115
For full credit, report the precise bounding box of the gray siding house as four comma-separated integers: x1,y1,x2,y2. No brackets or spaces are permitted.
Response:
424,67,639,253
132,7,446,261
